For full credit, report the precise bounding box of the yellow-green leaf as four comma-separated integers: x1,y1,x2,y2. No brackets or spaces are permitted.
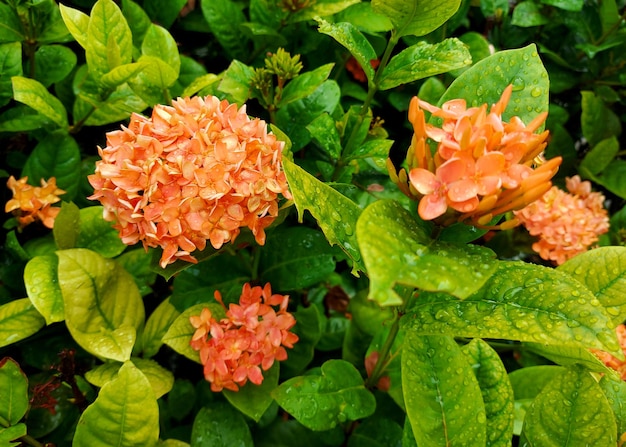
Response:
11,76,68,128
24,255,64,324
141,297,180,358
0,299,45,349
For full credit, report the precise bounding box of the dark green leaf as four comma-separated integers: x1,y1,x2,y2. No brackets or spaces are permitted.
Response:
581,91,622,148
347,416,403,447
122,0,152,46
191,402,253,447
223,364,279,422
512,1,549,27
0,3,23,42
540,0,583,11
580,136,619,177
0,105,51,132
0,42,22,107
140,297,180,358
371,0,461,38
116,249,157,297
200,0,248,60
33,45,77,87
591,160,626,199
281,305,322,378
0,357,28,426
306,113,342,161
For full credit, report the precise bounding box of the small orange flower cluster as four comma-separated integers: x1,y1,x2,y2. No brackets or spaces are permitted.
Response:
388,85,561,228
5,176,65,229
592,324,626,380
514,175,609,265
189,283,298,392
88,96,291,267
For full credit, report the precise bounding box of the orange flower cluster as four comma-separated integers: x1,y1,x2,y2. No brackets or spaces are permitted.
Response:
189,283,298,392
88,96,291,267
5,176,65,229
514,175,609,265
592,324,626,380
388,85,561,228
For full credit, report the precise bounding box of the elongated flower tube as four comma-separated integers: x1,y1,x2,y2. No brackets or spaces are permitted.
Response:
88,96,291,267
388,85,561,228
514,175,609,265
189,283,298,392
5,176,65,229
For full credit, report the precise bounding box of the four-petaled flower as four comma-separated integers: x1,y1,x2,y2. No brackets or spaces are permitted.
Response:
190,283,298,392
88,96,291,268
5,176,65,229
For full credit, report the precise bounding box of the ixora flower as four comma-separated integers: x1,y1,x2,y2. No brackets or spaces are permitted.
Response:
189,283,298,392
514,175,609,265
5,176,65,229
592,324,626,380
88,96,291,268
388,85,562,228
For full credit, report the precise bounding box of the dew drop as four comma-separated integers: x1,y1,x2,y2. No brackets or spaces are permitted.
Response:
511,77,526,91
530,87,542,97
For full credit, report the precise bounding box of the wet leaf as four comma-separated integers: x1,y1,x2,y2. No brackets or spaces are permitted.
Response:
33,45,77,87
223,364,279,422
509,365,564,400
372,0,461,38
24,255,64,324
599,375,626,438
289,0,359,23
280,63,334,107
402,333,486,446
191,402,253,447
0,357,28,425
280,305,322,378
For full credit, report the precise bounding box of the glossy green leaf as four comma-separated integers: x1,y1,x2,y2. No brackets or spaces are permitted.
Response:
438,44,549,126
280,63,335,107
592,160,626,199
141,298,180,358
335,2,393,33
580,136,619,177
599,0,621,33
273,360,375,431
11,76,68,128
182,73,220,97
191,402,253,447
0,105,52,132
371,0,461,38
59,4,89,48
0,357,28,426
357,200,497,306
511,1,548,27
162,303,225,363
0,42,22,107
558,246,626,326
402,333,486,446
121,0,151,46
306,113,342,161
142,24,180,75
259,227,337,291
223,364,279,422
116,249,156,297
85,0,133,78
100,62,145,89
600,375,626,438
508,365,563,400
21,133,80,200
0,4,23,43
461,339,514,447
85,358,173,399
520,365,616,446
315,18,376,85
135,55,178,88
283,158,363,273
143,0,187,29
347,416,403,447
57,249,145,362
53,202,80,250
200,0,248,60
33,45,77,87
581,90,622,148
541,0,583,11
218,59,255,105
379,38,471,90
280,305,322,378
76,207,126,258
0,299,45,349
289,0,360,23
74,82,147,126
0,423,26,446
74,361,159,447
24,255,64,325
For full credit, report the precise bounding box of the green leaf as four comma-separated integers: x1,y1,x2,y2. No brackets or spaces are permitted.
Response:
279,63,335,107
438,44,549,126
402,333,486,446
100,62,145,89
581,90,622,148
461,339,514,447
11,76,68,128
508,365,563,400
181,73,220,98
289,0,360,23
600,375,626,438
0,423,27,445
57,249,145,362
511,1,549,27
24,255,64,325
116,249,156,297
141,298,180,358
85,358,174,399
540,0,583,11
520,366,616,446
76,207,126,258
558,246,626,326
280,305,323,378
0,105,52,132
143,0,187,30
0,5,22,43
371,0,461,38
53,202,80,250
0,42,22,107
283,158,363,273
73,361,159,447
272,360,376,431
74,82,147,126
162,303,225,363
356,200,497,306
200,0,248,60
379,38,471,90
449,32,493,78
335,2,393,33
0,299,45,349
59,4,89,48
223,364,279,422
403,261,621,354
141,24,180,75
259,227,337,291
218,60,254,105
122,0,152,46
21,132,80,200
134,55,178,89
0,358,28,426
315,18,376,85
86,0,133,78
191,402,253,447
524,342,621,379
33,45,77,87
592,160,626,199
306,113,342,161
579,136,619,177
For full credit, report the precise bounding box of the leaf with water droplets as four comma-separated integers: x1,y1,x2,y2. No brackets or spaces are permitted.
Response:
403,261,621,355
599,375,626,439
520,365,616,446
272,359,376,431
558,246,626,326
223,364,279,423
191,401,253,447
437,44,549,128
372,0,461,38
402,333,487,446
357,200,497,306
283,158,364,273
461,339,514,447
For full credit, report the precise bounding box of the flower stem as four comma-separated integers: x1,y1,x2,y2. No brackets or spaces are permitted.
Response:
364,307,402,389
18,434,45,447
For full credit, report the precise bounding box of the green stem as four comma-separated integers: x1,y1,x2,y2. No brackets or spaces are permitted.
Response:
365,308,402,389
18,434,45,447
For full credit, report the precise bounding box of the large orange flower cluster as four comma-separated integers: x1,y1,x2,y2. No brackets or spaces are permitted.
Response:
388,85,561,228
514,175,609,265
88,96,291,267
190,283,298,392
592,324,626,380
5,176,65,229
